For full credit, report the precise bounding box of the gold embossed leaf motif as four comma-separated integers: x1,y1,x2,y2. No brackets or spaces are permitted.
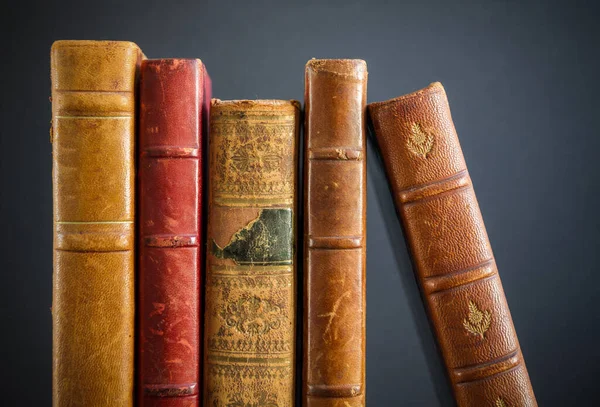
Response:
407,123,434,158
496,398,507,407
221,296,283,336
463,300,492,339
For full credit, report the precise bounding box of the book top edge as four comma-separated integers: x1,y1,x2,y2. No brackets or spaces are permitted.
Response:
142,59,205,73
211,99,301,112
306,58,367,78
52,40,141,52
368,82,445,110
143,58,203,64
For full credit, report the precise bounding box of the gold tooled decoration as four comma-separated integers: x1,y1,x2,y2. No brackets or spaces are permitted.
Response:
407,123,434,158
496,397,508,407
463,300,492,339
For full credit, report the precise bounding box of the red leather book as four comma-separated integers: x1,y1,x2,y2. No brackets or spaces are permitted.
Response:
369,83,536,406
138,59,211,406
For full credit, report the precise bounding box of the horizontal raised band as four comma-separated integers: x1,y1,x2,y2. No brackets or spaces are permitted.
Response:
307,383,363,398
309,148,363,160
55,221,133,224
424,259,496,294
214,196,293,207
210,264,292,275
55,89,133,94
143,383,198,397
398,169,471,204
144,234,198,248
54,115,132,119
55,222,134,252
53,91,134,116
142,146,199,158
453,349,522,384
308,236,363,250
211,114,296,122
207,354,292,364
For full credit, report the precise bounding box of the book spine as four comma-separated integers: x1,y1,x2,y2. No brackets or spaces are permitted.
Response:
368,83,536,407
204,100,299,407
51,40,142,406
138,59,210,406
303,59,367,407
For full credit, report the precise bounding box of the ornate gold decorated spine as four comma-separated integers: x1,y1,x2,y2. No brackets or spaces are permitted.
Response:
51,40,143,406
204,100,299,407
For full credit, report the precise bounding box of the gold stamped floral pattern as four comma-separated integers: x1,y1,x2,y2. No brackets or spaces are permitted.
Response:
226,391,278,407
212,122,294,197
407,123,434,158
463,300,492,339
495,397,507,407
221,295,284,336
208,337,291,353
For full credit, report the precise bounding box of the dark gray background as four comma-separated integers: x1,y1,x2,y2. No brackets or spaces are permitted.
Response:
2,0,599,405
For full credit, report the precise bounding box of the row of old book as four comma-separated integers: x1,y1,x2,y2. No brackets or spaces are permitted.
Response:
51,40,536,406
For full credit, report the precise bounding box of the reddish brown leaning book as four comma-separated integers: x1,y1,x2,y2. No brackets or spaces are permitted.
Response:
368,83,536,407
138,59,211,406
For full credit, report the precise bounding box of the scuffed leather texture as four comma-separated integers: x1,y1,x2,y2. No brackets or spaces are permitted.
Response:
368,83,536,407
303,60,367,407
138,59,211,407
204,100,299,407
51,40,143,406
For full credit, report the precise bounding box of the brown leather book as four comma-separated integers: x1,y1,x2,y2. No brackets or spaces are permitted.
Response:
303,59,367,407
204,100,299,406
368,83,536,407
51,40,143,406
138,59,211,406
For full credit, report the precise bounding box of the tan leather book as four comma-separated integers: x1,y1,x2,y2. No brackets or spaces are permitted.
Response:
303,59,367,407
51,40,143,406
204,100,299,407
368,83,536,407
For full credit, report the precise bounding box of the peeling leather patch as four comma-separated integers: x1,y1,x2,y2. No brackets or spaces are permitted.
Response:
211,208,292,265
